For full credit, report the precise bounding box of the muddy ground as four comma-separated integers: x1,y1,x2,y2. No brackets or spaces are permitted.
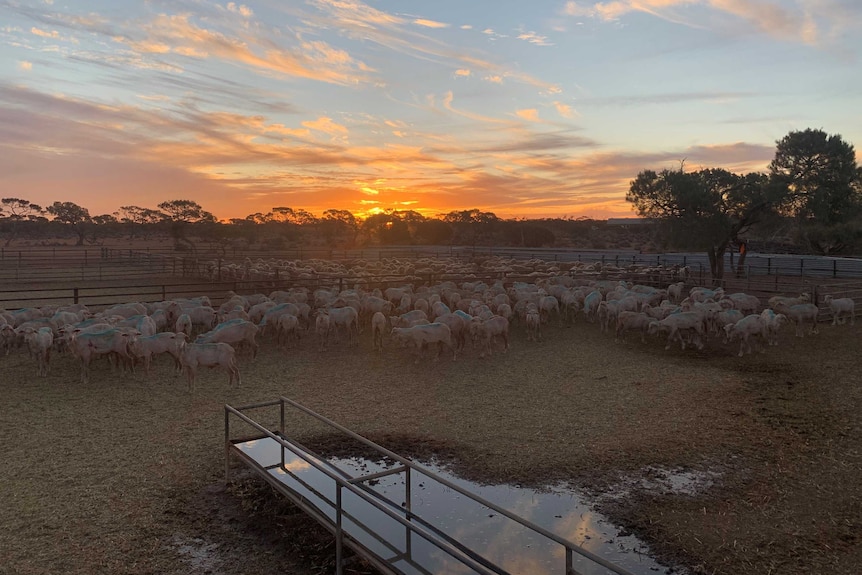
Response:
1,319,860,575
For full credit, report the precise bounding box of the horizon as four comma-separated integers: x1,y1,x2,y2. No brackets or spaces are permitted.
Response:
1,1,860,221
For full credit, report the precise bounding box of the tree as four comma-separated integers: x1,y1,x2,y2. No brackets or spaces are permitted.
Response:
0,198,44,246
46,201,91,246
442,209,499,245
116,206,166,239
321,209,359,246
769,128,862,254
157,200,216,250
627,167,781,282
271,207,318,225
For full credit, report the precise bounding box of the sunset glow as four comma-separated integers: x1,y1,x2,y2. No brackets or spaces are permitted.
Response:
1,1,860,221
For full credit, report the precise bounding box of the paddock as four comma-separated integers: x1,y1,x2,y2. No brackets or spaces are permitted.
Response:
1,302,860,575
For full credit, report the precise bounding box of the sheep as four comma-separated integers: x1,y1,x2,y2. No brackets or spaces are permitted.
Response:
195,319,259,359
525,308,542,342
327,306,360,347
19,326,53,376
615,311,652,343
315,310,331,351
180,342,240,392
68,328,137,384
469,315,509,358
389,310,428,329
759,309,787,346
648,312,705,351
768,293,810,310
667,282,686,303
583,290,602,323
773,302,819,337
723,315,766,357
390,323,455,363
275,314,301,348
175,314,193,339
130,332,186,375
715,309,745,342
370,311,387,352
824,295,855,325
433,312,468,351
722,293,761,315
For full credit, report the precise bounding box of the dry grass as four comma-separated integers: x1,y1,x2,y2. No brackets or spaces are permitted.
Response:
1,319,861,575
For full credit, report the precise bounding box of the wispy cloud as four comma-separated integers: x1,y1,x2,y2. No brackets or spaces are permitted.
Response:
413,18,449,29
517,31,553,46
17,60,32,70
563,0,861,47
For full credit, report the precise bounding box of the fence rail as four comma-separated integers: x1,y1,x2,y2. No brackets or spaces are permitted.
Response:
4,246,862,285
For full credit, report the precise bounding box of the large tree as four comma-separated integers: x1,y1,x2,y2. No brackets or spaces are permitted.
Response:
46,201,91,246
157,199,216,250
627,167,781,282
0,198,44,246
769,128,862,254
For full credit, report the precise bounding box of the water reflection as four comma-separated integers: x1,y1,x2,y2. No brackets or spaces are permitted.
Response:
235,439,677,575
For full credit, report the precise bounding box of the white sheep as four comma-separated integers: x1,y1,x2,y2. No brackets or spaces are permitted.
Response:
823,295,855,325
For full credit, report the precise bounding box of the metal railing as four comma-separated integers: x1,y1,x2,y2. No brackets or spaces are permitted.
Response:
225,397,639,575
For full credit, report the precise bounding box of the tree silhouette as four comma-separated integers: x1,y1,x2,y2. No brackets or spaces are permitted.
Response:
157,200,215,250
627,167,781,281
1,198,44,246
769,128,862,254
47,201,91,246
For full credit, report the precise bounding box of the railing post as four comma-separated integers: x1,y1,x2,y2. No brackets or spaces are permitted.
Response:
224,407,231,483
335,484,344,575
74,288,79,305
834,260,838,278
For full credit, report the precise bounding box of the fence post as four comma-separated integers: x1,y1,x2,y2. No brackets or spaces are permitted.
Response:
73,288,79,305
800,259,804,276
767,258,772,275
162,285,166,301
833,260,838,278
217,259,222,282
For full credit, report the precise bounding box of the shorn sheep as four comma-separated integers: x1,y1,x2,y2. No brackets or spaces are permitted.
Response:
824,295,855,325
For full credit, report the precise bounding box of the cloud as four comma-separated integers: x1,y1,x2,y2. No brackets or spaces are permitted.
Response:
454,69,471,77
30,26,59,38
577,91,756,107
553,101,577,118
225,2,253,18
302,116,349,136
517,31,553,46
563,0,861,47
516,108,540,122
413,18,449,28
18,60,32,70
460,24,473,30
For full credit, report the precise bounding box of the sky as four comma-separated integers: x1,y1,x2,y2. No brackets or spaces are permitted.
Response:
1,0,860,222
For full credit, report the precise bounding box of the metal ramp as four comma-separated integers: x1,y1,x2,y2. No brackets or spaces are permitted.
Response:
225,398,639,575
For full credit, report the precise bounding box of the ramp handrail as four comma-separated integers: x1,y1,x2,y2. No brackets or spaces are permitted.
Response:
226,398,639,575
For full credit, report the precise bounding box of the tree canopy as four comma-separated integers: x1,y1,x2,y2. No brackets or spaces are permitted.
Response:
46,201,91,246
627,166,780,280
769,128,862,254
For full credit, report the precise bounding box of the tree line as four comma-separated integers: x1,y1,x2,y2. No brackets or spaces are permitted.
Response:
2,128,859,276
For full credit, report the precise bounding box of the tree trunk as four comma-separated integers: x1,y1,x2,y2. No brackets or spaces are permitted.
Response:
707,244,727,286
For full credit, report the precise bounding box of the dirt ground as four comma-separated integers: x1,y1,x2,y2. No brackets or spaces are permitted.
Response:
1,318,861,575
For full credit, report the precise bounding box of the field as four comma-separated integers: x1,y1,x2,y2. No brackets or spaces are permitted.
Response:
2,307,861,575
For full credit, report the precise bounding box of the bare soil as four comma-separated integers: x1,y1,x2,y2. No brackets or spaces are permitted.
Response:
1,319,860,575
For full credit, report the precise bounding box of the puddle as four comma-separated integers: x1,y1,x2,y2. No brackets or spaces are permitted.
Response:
236,438,685,575
600,465,721,503
170,534,224,574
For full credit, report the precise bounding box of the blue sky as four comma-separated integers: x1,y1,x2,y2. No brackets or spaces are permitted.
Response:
1,0,860,221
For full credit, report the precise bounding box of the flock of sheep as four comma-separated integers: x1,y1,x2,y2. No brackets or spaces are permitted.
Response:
0,255,856,390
